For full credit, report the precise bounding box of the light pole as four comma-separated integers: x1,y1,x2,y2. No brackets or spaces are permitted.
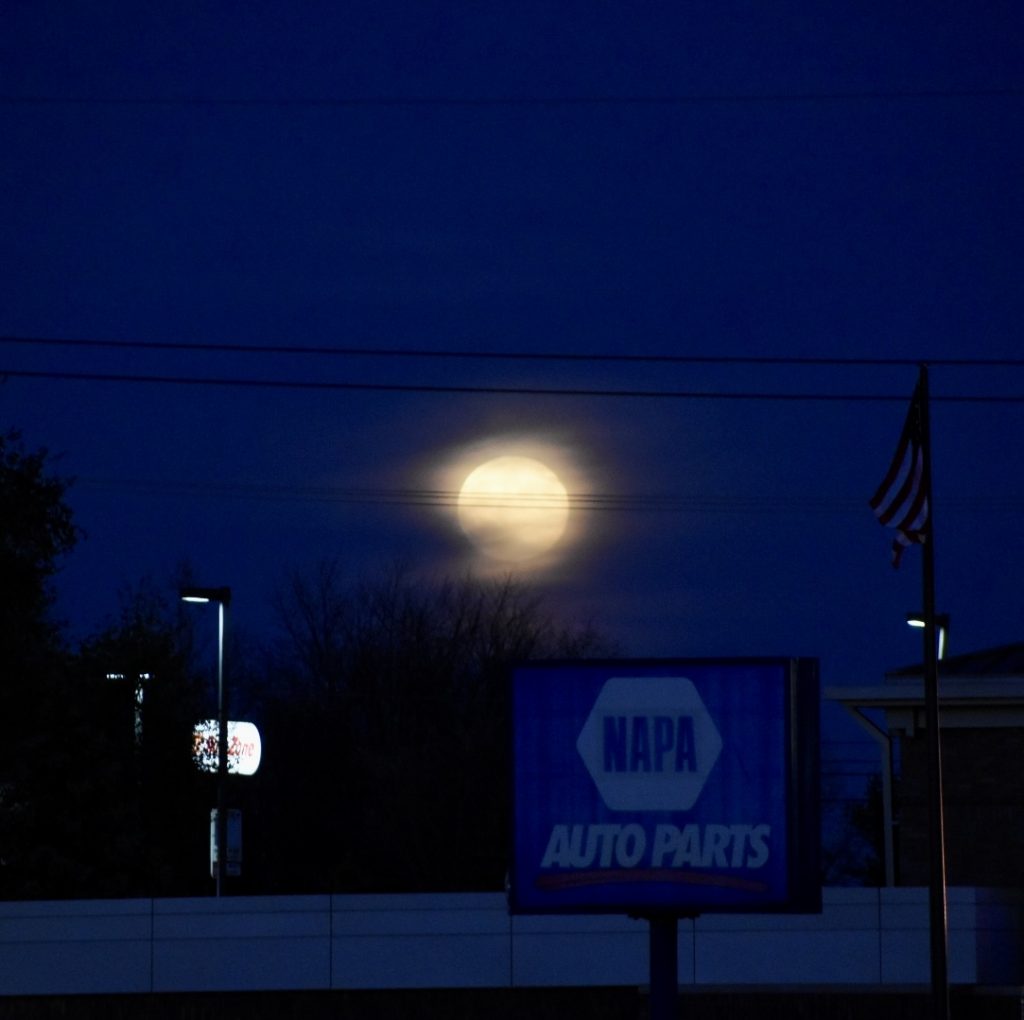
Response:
181,585,231,896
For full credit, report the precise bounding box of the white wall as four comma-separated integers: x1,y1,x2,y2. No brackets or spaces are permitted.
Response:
0,887,1018,997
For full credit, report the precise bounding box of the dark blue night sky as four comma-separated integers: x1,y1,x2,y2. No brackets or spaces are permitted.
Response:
1,4,1022,713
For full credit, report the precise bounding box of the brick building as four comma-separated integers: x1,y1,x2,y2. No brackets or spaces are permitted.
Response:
829,643,1024,887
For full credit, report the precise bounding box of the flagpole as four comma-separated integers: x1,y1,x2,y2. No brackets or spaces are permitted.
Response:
918,363,949,1020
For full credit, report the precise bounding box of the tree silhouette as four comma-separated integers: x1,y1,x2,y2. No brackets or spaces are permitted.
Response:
0,430,80,897
0,429,78,663
0,431,616,898
257,561,613,892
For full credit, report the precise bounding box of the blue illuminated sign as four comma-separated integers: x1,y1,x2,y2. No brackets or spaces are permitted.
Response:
509,659,820,915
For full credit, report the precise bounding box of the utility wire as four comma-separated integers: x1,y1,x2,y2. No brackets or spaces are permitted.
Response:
1,87,1020,110
3,335,1024,368
78,477,856,512
3,367,1023,402
77,477,1023,513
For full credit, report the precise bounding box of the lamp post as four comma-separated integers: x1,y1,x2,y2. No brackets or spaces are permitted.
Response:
907,611,950,660
181,586,231,896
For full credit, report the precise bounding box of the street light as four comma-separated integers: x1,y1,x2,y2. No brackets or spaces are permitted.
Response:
907,611,950,660
181,586,231,895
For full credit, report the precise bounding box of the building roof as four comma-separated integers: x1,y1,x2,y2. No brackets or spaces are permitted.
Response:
823,639,1024,725
826,679,1024,711
886,641,1024,680
825,642,1024,714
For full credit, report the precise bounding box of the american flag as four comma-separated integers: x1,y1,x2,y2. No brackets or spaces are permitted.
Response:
870,381,929,568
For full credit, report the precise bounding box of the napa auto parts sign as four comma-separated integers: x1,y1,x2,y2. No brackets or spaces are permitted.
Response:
509,659,820,915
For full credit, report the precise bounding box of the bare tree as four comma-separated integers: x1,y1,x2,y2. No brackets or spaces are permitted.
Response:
259,560,613,892
269,556,351,704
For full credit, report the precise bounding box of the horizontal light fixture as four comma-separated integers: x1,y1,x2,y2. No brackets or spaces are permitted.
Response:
180,586,232,606
906,612,950,628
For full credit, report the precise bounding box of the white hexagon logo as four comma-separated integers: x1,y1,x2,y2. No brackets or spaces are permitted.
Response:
576,676,722,811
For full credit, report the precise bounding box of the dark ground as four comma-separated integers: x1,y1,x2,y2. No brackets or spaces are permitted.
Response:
0,988,1021,1020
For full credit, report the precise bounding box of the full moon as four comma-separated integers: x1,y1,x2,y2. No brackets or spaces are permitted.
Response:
457,455,570,562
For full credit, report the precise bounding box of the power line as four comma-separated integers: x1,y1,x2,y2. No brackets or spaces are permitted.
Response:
76,477,1024,514
1,87,1020,110
3,367,1023,402
81,478,847,512
4,335,1024,368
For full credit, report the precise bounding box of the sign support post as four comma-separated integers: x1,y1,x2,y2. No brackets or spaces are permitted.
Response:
648,915,679,1020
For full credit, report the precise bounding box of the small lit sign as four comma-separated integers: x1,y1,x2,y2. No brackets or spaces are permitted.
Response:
192,720,262,776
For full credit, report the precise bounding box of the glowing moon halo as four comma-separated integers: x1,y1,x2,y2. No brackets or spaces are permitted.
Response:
457,455,570,562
